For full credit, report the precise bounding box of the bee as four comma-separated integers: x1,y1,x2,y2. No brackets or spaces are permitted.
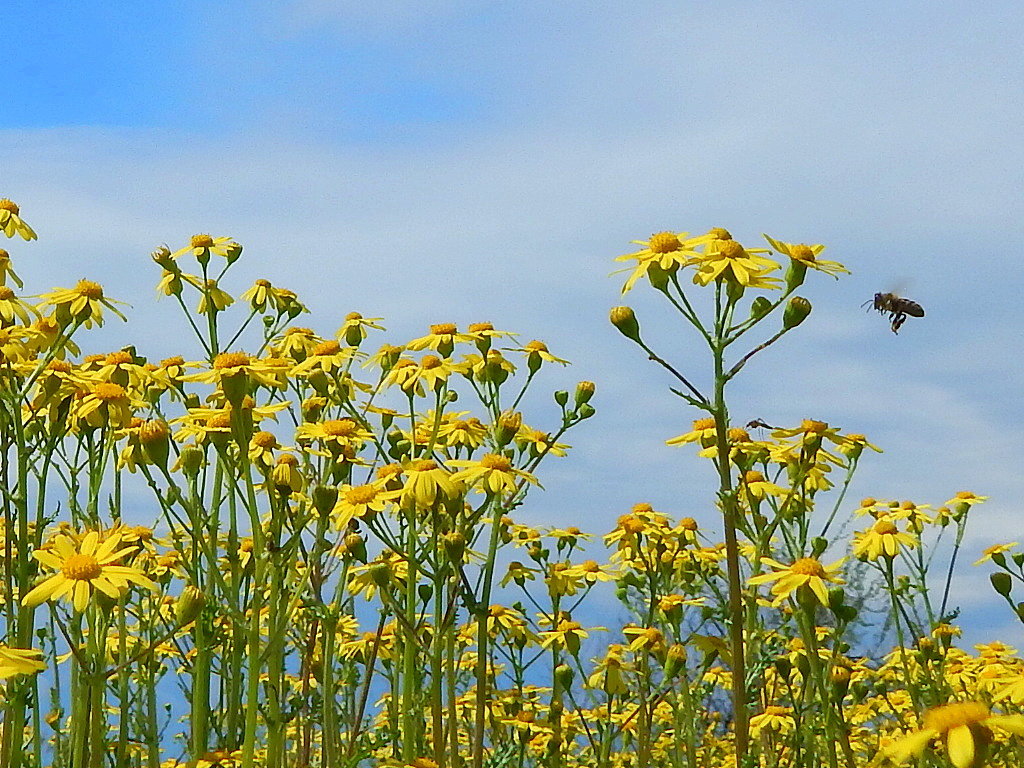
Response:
863,292,925,334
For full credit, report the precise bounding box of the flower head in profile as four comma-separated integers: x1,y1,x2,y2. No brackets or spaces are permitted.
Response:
170,233,240,262
884,701,1024,768
763,234,849,278
0,199,37,241
22,530,156,612
38,280,128,328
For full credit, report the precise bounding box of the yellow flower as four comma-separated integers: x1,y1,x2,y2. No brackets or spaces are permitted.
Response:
747,556,845,607
76,382,136,429
196,279,234,315
405,323,475,355
974,542,1018,566
449,453,539,495
331,483,400,529
613,230,711,293
400,459,457,508
750,705,796,736
0,645,46,679
0,199,37,240
0,248,23,288
691,232,780,287
665,417,718,448
38,280,128,328
335,311,385,346
170,233,240,261
22,531,156,612
763,234,849,278
884,701,1024,768
853,517,918,561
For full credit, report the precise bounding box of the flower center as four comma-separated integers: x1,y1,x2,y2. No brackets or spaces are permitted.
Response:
48,360,72,373
345,311,363,321
420,355,443,370
718,240,745,259
692,417,716,431
345,484,379,504
790,558,826,577
743,471,765,484
680,517,698,531
251,431,277,448
0,199,20,214
801,419,828,434
207,413,232,429
648,232,682,254
254,278,271,287
75,280,104,299
468,322,493,332
93,383,127,401
923,702,990,733
790,244,815,261
0,286,14,300
191,234,215,249
276,454,298,467
728,427,751,442
161,356,185,368
708,228,732,240
62,553,102,580
105,351,132,365
323,419,357,437
524,340,548,353
480,453,512,471
873,520,898,535
312,340,341,356
214,352,250,369
409,459,438,472
430,323,457,335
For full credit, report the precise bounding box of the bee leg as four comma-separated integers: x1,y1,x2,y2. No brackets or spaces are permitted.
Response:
891,313,906,333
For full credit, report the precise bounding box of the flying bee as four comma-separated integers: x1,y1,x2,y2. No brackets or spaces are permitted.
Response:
863,292,925,334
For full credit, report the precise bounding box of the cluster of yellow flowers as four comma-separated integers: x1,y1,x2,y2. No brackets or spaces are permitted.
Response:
0,201,1020,768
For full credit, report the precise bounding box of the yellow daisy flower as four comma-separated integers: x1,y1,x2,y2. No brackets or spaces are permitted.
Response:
884,701,1024,768
0,199,37,240
853,517,918,561
22,530,156,612
449,453,539,495
0,645,46,679
747,555,845,607
38,279,128,328
170,233,240,261
762,234,849,278
613,230,711,293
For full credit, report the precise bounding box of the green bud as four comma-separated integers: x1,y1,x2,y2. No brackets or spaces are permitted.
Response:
554,390,569,407
609,306,642,343
417,583,433,603
179,445,205,478
554,663,575,688
577,403,596,420
750,296,772,320
574,381,595,406
811,537,829,557
783,297,812,329
827,586,846,612
991,571,1013,597
175,586,206,626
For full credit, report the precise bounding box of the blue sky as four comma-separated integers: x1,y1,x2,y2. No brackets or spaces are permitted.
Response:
5,1,1024,645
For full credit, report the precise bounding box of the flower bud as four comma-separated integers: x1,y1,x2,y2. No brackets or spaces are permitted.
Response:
750,296,772,320
139,419,170,469
783,297,812,329
554,390,569,407
575,381,595,406
664,644,687,678
991,572,1013,598
175,586,206,626
178,445,205,478
496,410,522,447
554,663,575,688
576,403,596,420
609,306,642,343
342,533,367,562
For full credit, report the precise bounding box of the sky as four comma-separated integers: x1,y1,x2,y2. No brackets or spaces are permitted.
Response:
4,0,1024,646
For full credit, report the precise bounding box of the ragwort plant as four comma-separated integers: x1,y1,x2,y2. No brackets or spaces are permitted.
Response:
607,227,1024,768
